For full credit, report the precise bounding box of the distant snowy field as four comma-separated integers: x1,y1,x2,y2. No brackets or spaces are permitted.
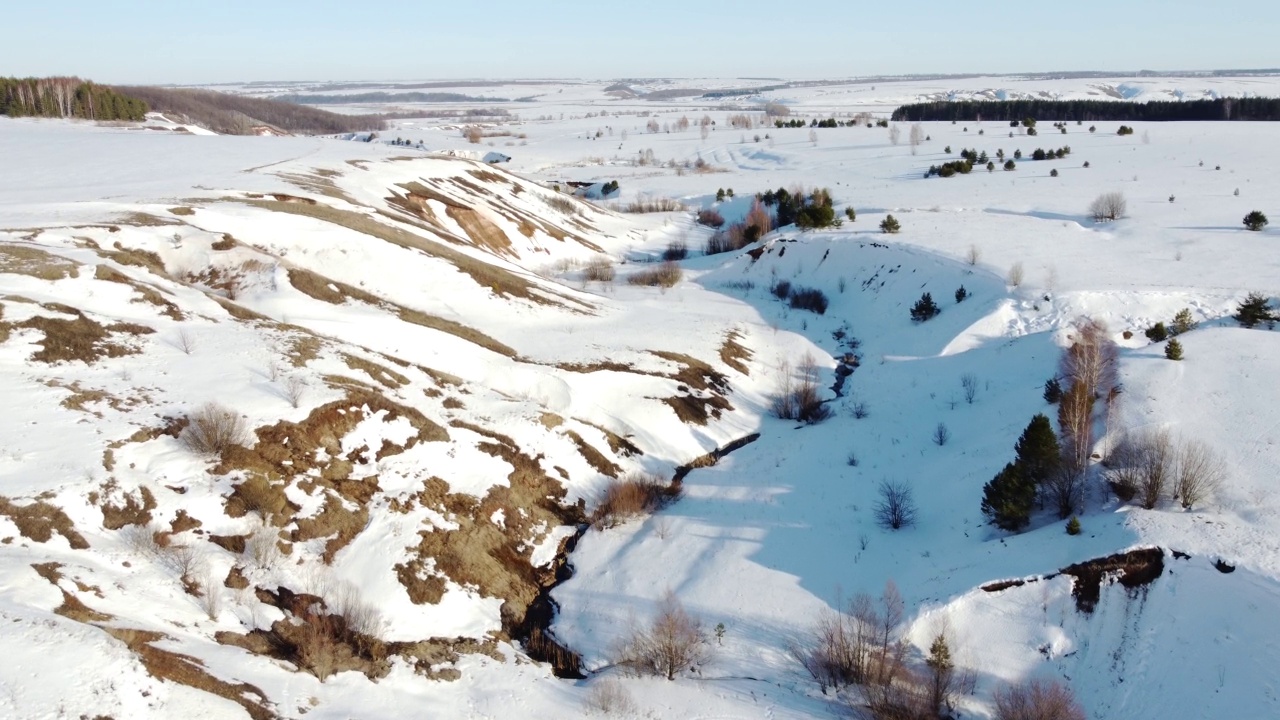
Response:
2,73,1279,719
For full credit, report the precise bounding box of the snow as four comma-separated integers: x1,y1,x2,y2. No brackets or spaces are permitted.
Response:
2,73,1280,718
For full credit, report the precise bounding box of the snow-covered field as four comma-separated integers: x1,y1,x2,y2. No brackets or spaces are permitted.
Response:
1,74,1278,719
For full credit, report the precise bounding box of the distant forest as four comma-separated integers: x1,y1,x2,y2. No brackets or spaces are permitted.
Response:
117,86,389,135
0,77,148,121
891,97,1280,122
274,92,507,105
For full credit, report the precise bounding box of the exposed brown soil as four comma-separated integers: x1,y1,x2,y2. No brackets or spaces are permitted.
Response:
1059,547,1168,613
445,205,514,257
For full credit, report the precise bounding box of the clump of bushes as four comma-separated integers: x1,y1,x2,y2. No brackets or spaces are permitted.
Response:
591,473,680,529
583,257,615,282
662,240,688,262
789,287,830,315
772,355,831,424
696,208,726,228
628,262,682,288
181,403,249,456
1117,125,1135,136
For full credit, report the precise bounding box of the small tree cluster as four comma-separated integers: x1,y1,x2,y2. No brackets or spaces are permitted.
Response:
994,678,1086,720
1107,430,1225,509
1030,146,1071,160
981,414,1065,531
910,293,940,322
1089,191,1127,221
757,187,838,229
1117,125,1135,136
772,355,832,424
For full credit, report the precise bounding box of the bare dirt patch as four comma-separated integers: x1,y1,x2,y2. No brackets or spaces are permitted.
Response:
719,330,753,375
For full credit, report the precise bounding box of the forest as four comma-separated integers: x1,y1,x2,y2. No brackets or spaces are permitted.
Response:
891,97,1280,122
0,77,148,121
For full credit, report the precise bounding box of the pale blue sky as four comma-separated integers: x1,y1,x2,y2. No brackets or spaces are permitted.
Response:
5,0,1277,84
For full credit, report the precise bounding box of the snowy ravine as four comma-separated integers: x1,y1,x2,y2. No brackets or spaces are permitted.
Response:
2,72,1280,719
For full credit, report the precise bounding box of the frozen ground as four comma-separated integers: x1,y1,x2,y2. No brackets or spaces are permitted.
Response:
1,73,1279,719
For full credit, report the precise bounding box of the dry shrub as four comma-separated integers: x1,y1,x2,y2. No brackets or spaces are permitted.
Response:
584,678,636,715
591,473,679,529
614,592,709,680
696,208,726,228
771,355,832,424
245,523,281,569
627,262,682,288
621,197,684,213
662,239,688,262
1089,191,1127,222
181,403,249,456
994,678,1085,720
583,256,616,283
546,194,583,216
790,581,907,696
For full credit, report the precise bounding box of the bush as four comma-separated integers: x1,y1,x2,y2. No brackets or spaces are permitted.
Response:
1089,191,1127,222
1050,169,1059,177
662,240,688,262
771,279,792,300
875,480,917,530
910,293,940,322
994,678,1086,720
591,473,679,529
181,403,249,456
583,257,616,283
845,207,856,222
628,262,682,288
584,679,635,715
1164,337,1183,361
1234,292,1276,328
1144,322,1168,342
880,215,901,234
771,356,832,424
789,287,830,315
1244,210,1269,231
1066,516,1081,535
616,592,709,680
1004,159,1016,171
696,208,726,228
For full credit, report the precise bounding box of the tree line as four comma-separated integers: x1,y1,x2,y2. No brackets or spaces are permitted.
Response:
891,97,1280,123
0,77,148,121
116,86,389,135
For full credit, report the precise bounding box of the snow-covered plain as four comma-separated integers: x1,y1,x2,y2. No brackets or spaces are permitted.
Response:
1,74,1279,719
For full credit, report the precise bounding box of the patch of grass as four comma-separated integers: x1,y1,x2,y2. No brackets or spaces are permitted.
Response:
0,497,90,548
16,309,138,364
287,267,518,358
168,206,196,216
0,245,80,280
590,473,679,529
341,352,409,388
99,242,167,276
93,264,184,319
582,256,615,283
720,330,752,375
564,430,622,478
628,262,682,288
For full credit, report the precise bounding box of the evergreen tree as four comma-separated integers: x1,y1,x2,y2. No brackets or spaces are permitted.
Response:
910,293,940,322
880,214,901,234
1165,337,1184,360
1014,414,1061,486
1234,292,1276,329
1144,322,1168,342
1171,308,1197,335
955,285,968,303
1243,210,1269,231
926,634,955,715
981,462,1036,531
1043,378,1063,404
1066,516,1082,535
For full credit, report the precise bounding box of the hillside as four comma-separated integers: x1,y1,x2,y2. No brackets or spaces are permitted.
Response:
114,86,389,135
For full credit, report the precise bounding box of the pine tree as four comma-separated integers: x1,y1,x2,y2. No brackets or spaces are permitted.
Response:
1234,292,1276,329
1243,210,1269,231
1165,337,1184,361
1014,414,1061,486
1066,516,1082,535
1171,308,1197,335
955,285,968,303
981,462,1036,531
1043,378,1063,404
910,293,940,322
1144,322,1168,342
880,214,901,234
926,634,955,715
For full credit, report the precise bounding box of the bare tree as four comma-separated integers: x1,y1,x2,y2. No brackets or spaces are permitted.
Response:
1007,261,1025,288
175,328,196,355
961,373,978,404
283,376,306,408
1137,428,1174,509
1089,191,1127,222
1060,318,1120,400
1043,464,1085,518
874,480,916,530
965,244,981,266
1057,383,1095,474
909,123,925,154
994,678,1086,720
1173,438,1226,509
618,592,709,680
772,354,831,424
933,422,950,446
888,124,902,145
